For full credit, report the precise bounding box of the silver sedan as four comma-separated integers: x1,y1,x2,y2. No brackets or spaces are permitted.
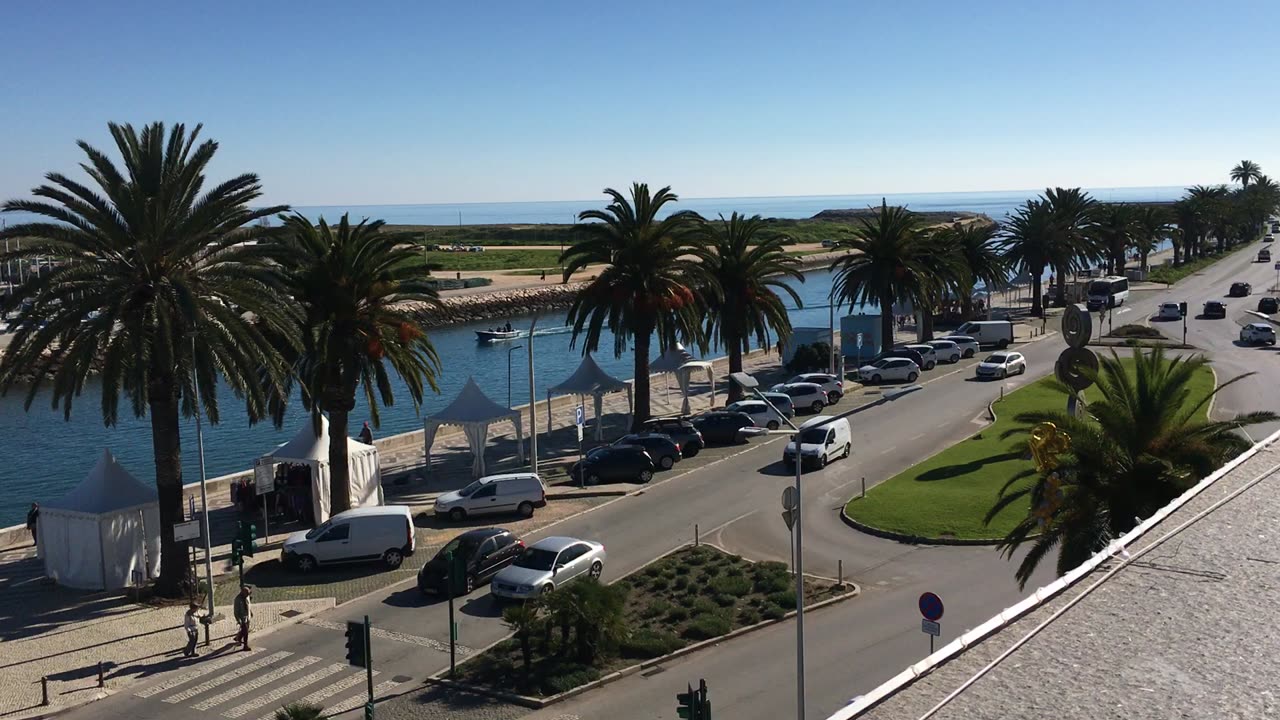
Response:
490,536,606,600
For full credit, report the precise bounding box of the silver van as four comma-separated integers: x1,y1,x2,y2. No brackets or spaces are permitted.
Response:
281,505,416,572
433,472,548,521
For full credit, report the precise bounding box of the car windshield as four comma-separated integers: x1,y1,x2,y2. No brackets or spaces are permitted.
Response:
304,521,331,540
457,480,487,497
986,354,1008,363
513,547,559,571
800,427,829,444
870,359,891,368
437,535,482,559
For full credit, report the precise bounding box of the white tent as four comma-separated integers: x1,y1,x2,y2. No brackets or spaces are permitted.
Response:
423,377,526,478
38,449,160,590
546,354,633,440
256,415,383,525
650,344,716,415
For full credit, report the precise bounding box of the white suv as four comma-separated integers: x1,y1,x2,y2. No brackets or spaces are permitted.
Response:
925,339,962,364
724,400,787,430
903,344,938,370
1240,323,1276,345
939,335,979,358
786,373,844,402
769,382,829,414
1157,302,1182,320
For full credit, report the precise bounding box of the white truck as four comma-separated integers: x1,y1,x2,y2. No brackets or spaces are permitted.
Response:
953,320,1014,349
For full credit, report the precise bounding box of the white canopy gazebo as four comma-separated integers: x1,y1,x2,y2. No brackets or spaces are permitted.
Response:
546,354,633,440
424,377,526,478
651,344,716,415
256,415,383,524
38,449,160,590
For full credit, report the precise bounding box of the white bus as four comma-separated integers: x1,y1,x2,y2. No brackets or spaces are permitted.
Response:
1086,275,1130,310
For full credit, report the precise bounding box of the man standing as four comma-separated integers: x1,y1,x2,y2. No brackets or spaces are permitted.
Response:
183,603,203,657
233,586,253,651
26,502,39,546
358,421,373,446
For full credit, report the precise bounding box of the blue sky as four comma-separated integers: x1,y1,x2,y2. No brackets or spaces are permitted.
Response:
1,0,1277,206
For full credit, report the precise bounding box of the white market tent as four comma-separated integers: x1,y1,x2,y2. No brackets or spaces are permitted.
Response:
546,354,632,440
423,377,525,478
256,415,383,525
650,344,716,415
38,449,160,591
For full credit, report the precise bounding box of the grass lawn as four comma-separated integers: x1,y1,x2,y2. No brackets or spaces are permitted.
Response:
426,248,564,271
844,357,1216,540
456,545,847,697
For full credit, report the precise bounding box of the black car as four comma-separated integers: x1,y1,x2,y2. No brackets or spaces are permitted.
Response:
1229,282,1252,297
571,445,655,484
1203,301,1227,319
418,528,524,595
880,347,925,367
642,418,704,457
690,411,755,444
1258,297,1279,314
611,433,682,469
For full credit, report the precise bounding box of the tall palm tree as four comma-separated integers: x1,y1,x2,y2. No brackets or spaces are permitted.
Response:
1043,187,1099,305
830,201,941,353
999,200,1054,317
1130,206,1172,273
561,184,708,430
1230,159,1262,188
0,122,292,596
1092,203,1134,275
1184,185,1229,256
986,347,1276,588
697,213,804,403
944,223,1008,319
268,214,442,513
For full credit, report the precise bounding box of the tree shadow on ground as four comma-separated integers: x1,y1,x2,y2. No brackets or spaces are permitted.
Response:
915,451,1025,482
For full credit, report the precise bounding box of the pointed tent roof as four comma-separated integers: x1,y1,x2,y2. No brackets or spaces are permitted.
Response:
427,377,519,424
45,449,156,515
549,354,629,395
268,415,374,463
650,343,696,373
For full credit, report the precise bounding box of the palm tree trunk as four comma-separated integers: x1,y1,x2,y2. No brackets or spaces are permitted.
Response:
1140,247,1150,274
631,321,654,431
920,308,935,341
1054,267,1067,308
726,341,745,404
1030,268,1044,317
326,389,355,515
148,374,188,597
879,289,895,354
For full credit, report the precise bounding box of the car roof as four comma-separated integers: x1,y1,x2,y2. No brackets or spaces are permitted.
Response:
904,344,933,350
781,382,823,389
622,432,672,439
477,472,540,482
457,527,508,541
799,415,839,429
1248,323,1273,330
941,335,974,342
927,339,956,345
331,505,411,520
530,536,588,552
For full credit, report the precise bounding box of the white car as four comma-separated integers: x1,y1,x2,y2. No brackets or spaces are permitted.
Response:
724,399,787,430
939,335,979,358
1157,302,1182,320
490,536,606,600
855,357,920,384
975,352,1027,379
786,372,845,402
925,339,962,364
769,382,829,413
902,344,938,370
1240,323,1277,345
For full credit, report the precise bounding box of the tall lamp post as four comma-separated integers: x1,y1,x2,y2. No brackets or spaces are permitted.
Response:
507,344,524,408
528,314,540,472
191,336,215,645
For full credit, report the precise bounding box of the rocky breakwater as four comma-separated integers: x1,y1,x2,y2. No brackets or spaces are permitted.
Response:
416,281,588,327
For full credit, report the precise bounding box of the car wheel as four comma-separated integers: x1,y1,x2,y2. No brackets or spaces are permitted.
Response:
586,473,600,486
997,339,1010,349
1018,365,1026,375
926,361,936,370
448,507,466,522
829,392,842,403
540,584,554,596
588,561,603,579
382,549,404,569
296,554,317,573
639,469,654,483
683,445,701,458
842,443,851,459
871,374,882,384
999,369,1007,379
906,372,918,383
811,401,824,413
767,420,779,430
517,501,535,518
964,349,975,358
660,455,675,470
818,454,828,468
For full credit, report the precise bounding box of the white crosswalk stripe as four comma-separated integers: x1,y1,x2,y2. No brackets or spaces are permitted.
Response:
162,651,292,703
253,671,375,720
322,680,402,717
222,662,346,718
136,649,265,698
192,656,322,710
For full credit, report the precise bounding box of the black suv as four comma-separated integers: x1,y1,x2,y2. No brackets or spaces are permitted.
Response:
879,347,925,367
1203,301,1228,319
611,433,682,469
1229,282,1252,297
571,445,655,484
418,528,523,596
1258,297,1279,314
642,418,704,457
690,411,755,444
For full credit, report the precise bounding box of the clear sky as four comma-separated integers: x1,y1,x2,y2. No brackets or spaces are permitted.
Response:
2,0,1277,206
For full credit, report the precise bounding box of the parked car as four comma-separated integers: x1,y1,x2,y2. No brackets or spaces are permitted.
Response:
1259,249,1272,263
782,415,852,470
1240,323,1277,345
938,335,979,358
769,381,829,413
1157,302,1183,320
570,445,655,484
785,373,845,402
901,344,938,370
879,346,925,367
925,339,962,363
760,391,796,418
433,473,548,521
1229,282,1252,297
855,357,919,384
725,399,787,430
1203,300,1228,319
1258,297,1279,314
690,411,756,444
418,528,524,596
611,433,682,470
975,351,1026,379
281,505,416,573
821,239,837,248
642,418,704,457
953,320,1014,348
490,536,606,601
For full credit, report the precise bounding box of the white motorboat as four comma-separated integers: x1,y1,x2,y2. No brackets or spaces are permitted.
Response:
475,329,521,342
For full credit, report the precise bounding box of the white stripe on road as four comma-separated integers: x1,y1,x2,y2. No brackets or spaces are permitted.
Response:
192,656,321,710
223,662,346,717
323,680,401,717
254,671,375,720
303,617,475,655
137,649,264,697
161,651,289,703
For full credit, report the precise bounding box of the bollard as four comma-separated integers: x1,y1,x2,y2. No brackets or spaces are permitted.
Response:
861,477,866,498
97,661,105,688
1000,385,1005,401
838,559,844,588
694,524,700,547
42,677,49,706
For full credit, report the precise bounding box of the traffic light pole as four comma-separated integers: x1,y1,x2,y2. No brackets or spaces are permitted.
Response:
445,551,457,677
364,615,374,719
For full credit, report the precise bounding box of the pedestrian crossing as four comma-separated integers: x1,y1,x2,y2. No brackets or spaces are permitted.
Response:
134,647,403,718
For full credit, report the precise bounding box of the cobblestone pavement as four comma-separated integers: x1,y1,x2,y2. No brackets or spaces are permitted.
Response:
379,686,530,720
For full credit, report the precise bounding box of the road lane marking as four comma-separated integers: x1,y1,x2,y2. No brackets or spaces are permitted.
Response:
224,662,346,717
303,618,475,655
322,679,401,717
161,651,290,703
192,656,321,710
255,671,374,720
136,649,266,697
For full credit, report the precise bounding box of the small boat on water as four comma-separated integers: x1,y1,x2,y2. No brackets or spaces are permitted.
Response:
475,329,522,342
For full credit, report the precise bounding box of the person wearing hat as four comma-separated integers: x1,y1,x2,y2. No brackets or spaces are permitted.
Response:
233,586,253,651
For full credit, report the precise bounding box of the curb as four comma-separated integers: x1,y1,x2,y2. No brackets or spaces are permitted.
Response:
838,505,1006,546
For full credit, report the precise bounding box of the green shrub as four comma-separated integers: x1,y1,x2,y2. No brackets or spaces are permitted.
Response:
691,597,719,616
677,594,698,608
643,565,663,577
761,603,787,620
650,576,670,591
682,614,732,640
540,665,601,696
703,563,722,577
710,575,752,597
754,561,789,576
619,629,685,659
675,564,691,575
768,589,797,608
724,565,746,577
641,600,671,619
666,606,690,622
673,576,689,591
685,549,710,565
754,572,791,595
738,607,762,625
714,593,737,608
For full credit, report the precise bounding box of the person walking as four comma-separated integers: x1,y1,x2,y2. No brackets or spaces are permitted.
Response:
233,585,253,651
26,502,39,546
183,603,203,657
358,421,373,445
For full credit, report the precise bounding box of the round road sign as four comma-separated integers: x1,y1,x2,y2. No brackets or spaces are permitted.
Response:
781,486,798,511
919,592,944,621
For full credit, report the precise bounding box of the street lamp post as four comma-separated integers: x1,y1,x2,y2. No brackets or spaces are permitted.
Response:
508,345,524,408
191,336,215,645
528,315,539,472
828,288,836,376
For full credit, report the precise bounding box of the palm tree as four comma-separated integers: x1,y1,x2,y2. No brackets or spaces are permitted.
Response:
561,184,707,430
1184,185,1229,256
0,122,292,596
502,602,541,683
274,702,327,720
268,214,442,514
697,213,804,403
986,347,1277,588
1130,206,1172,273
1092,203,1134,276
999,200,1054,317
831,200,947,353
1043,187,1099,305
944,222,1007,319
1231,160,1262,188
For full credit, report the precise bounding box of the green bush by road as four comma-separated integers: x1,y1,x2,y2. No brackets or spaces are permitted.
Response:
844,358,1215,540
426,248,564,271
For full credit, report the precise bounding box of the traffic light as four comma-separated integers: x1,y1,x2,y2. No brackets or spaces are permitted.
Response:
230,537,243,567
345,621,368,667
1179,302,1188,317
699,679,711,719
237,522,257,558
677,684,699,720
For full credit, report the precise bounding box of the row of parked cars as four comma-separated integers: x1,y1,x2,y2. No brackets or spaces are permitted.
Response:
852,322,1022,384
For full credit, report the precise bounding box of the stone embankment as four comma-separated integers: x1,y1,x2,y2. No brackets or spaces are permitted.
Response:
417,281,588,327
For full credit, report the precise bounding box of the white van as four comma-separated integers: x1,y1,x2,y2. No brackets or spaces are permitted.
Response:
954,320,1014,348
782,415,852,470
433,472,548,521
281,505,416,573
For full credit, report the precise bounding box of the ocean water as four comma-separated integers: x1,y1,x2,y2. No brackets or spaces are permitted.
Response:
0,186,1185,526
